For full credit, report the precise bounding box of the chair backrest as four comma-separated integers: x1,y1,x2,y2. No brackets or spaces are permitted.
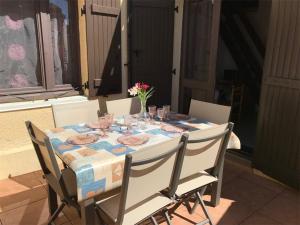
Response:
179,123,233,180
189,99,231,124
25,121,61,179
117,134,188,224
106,97,141,116
52,100,100,127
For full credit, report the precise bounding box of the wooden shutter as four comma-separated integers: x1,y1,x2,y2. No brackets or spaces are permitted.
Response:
179,0,221,113
86,0,122,97
253,0,300,189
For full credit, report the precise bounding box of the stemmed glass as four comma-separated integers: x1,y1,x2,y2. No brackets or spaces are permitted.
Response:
157,108,164,121
148,105,157,122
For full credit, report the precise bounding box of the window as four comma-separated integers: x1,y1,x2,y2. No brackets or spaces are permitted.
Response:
0,0,80,102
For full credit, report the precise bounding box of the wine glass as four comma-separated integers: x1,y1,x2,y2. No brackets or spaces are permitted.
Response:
157,108,164,121
148,105,157,121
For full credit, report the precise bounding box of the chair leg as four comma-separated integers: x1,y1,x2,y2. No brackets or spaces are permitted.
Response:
169,200,182,214
150,216,159,225
95,208,105,225
190,186,208,214
183,198,193,214
163,210,173,225
48,202,66,225
196,192,214,225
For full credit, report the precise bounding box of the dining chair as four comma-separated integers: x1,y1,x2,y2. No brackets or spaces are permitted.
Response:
95,134,189,225
52,100,100,127
25,121,80,224
171,123,234,225
106,97,141,117
189,99,231,124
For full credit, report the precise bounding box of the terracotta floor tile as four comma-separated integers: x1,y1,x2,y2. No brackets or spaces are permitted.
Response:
0,198,68,225
62,205,80,221
0,162,298,225
60,221,73,225
34,171,47,185
240,172,285,194
260,188,300,225
240,212,283,225
9,172,44,189
0,179,30,198
195,194,256,225
221,177,279,210
171,204,205,224
0,185,47,213
69,218,82,225
222,161,250,184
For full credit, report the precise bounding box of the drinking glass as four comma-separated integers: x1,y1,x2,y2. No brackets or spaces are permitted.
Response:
104,113,114,130
148,105,157,121
157,108,164,121
98,116,108,137
163,105,170,119
123,115,133,134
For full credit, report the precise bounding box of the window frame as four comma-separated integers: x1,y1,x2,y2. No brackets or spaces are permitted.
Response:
0,0,81,103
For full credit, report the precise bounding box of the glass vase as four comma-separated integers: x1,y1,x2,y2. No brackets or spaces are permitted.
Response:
140,99,147,118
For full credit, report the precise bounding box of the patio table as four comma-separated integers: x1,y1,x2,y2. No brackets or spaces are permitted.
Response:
45,115,240,224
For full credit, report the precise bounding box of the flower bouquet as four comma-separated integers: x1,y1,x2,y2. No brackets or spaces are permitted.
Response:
128,82,154,117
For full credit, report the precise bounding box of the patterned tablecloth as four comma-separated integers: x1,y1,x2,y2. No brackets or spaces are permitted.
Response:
46,116,240,201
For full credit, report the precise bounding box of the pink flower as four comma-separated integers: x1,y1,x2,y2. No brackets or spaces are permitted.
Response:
5,16,23,30
8,44,26,60
9,74,29,88
141,84,149,90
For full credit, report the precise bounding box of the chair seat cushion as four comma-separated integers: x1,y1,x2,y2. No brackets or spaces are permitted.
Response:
176,171,218,197
96,193,173,225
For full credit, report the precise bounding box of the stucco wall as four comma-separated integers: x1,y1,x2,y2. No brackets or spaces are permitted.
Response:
0,107,55,180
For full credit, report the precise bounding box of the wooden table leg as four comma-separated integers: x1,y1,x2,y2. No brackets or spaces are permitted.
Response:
81,198,97,225
47,184,58,215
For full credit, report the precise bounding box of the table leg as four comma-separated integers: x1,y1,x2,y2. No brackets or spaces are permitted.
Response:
47,184,58,215
81,198,97,225
210,159,224,207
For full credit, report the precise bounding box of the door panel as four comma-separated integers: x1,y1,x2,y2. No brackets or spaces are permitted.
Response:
86,0,122,97
253,0,300,189
180,0,221,113
129,0,174,106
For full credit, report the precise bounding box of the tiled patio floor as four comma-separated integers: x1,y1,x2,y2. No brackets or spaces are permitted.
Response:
0,161,299,225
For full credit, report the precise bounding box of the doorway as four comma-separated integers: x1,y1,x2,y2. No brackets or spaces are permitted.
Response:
128,0,175,107
179,0,221,114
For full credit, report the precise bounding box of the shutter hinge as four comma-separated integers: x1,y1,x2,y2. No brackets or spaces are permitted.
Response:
83,81,89,90
174,6,179,13
172,68,176,75
81,4,86,16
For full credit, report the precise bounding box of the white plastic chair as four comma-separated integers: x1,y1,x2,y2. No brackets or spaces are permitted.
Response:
52,100,100,127
189,99,231,124
106,97,141,117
